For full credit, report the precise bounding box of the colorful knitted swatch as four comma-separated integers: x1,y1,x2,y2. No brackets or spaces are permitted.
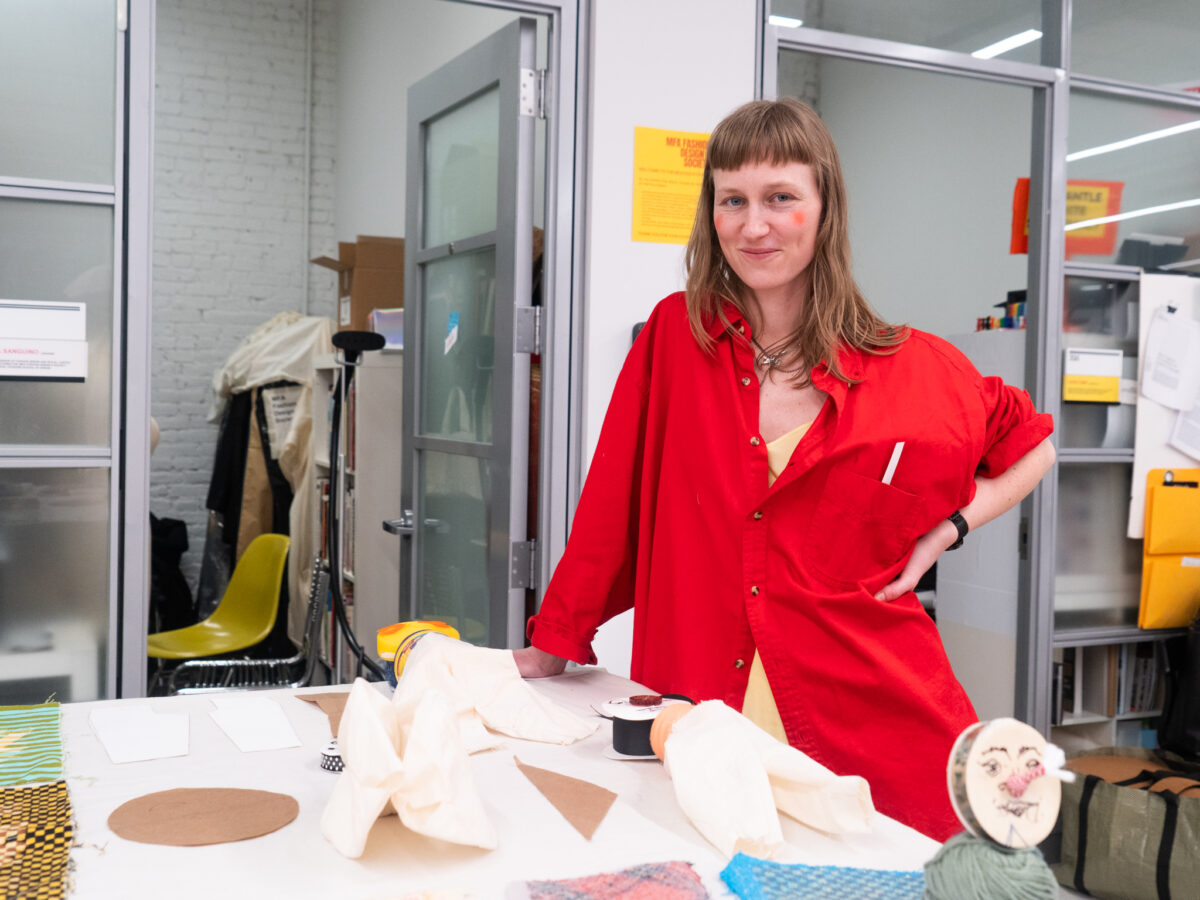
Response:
519,860,709,899
0,705,62,787
721,852,925,900
1,780,73,900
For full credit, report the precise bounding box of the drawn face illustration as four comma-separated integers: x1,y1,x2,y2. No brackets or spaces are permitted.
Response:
958,720,1060,849
979,743,1044,821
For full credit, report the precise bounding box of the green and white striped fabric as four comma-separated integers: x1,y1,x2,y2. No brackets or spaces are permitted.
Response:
0,704,63,786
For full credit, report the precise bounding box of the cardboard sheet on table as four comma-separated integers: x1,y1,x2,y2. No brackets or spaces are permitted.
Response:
514,755,617,841
107,787,298,845
88,706,189,764
296,691,349,737
208,696,300,752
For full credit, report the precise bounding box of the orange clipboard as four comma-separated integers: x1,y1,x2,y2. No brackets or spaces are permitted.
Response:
1139,468,1200,629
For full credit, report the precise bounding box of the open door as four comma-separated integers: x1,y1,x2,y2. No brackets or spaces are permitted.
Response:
397,18,537,649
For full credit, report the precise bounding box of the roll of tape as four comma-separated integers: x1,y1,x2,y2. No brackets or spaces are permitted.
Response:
319,738,344,773
947,717,1060,848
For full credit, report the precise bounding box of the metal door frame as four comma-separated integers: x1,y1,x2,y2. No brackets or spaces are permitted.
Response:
403,18,537,649
761,10,1067,729
0,0,153,698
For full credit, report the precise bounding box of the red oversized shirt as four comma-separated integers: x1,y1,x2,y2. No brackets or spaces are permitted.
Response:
529,292,1053,840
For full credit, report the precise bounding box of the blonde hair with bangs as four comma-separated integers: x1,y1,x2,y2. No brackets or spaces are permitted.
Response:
684,98,906,384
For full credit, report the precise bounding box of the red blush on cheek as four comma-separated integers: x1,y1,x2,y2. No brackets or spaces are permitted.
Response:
714,213,727,229
791,211,806,226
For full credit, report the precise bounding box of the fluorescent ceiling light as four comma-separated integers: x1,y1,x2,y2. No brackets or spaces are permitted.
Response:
1065,197,1200,231
1067,120,1200,162
769,15,804,27
972,29,1042,59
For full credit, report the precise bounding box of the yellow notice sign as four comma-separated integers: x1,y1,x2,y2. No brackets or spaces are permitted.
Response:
1063,347,1123,403
631,126,708,245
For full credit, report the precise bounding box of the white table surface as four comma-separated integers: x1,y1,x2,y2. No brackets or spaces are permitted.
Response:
62,667,941,899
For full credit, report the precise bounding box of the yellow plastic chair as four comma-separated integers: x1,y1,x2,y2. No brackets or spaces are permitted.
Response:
148,534,290,684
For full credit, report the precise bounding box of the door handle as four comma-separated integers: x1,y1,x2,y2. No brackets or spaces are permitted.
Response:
383,511,449,536
383,510,415,536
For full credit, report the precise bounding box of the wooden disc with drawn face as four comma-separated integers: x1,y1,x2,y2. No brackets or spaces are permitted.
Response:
947,718,1060,849
107,788,298,846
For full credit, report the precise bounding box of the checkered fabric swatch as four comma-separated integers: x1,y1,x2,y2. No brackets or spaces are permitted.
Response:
0,705,62,787
721,852,925,900
519,860,709,899
1,780,73,900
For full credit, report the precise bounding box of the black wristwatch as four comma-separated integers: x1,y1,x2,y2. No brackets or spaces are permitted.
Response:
946,510,969,550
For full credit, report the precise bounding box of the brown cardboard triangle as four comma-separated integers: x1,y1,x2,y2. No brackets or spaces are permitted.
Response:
296,692,348,737
514,755,617,841
107,788,298,846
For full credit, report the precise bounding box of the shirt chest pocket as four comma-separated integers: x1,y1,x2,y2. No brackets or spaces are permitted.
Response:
801,465,928,589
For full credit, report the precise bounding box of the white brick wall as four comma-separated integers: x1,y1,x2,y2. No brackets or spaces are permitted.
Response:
151,0,337,591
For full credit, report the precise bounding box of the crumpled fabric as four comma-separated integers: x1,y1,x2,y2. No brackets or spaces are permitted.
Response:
392,634,598,752
322,639,597,857
662,701,874,858
320,679,496,856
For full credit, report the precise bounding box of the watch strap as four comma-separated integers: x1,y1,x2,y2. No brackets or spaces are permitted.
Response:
947,510,969,550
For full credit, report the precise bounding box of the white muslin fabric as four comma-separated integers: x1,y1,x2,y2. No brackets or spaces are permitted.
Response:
320,679,496,857
322,639,598,857
391,634,598,752
662,701,874,858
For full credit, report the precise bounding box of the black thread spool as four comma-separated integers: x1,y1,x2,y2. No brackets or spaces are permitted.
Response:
603,694,694,758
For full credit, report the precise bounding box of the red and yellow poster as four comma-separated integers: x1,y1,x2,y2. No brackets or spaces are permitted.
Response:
631,126,708,245
1010,177,1124,256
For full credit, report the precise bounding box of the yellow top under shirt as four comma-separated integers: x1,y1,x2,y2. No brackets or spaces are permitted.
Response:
740,420,811,744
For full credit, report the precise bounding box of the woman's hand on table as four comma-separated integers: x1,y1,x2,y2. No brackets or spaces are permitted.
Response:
512,645,568,678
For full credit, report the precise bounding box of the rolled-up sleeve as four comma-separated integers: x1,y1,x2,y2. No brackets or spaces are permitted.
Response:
976,376,1054,477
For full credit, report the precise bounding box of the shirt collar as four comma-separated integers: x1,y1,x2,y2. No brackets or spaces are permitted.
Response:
709,301,867,387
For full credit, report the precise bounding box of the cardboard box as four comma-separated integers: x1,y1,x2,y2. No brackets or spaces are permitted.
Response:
311,235,404,332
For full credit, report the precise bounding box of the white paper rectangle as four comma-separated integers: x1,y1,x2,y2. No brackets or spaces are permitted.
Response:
89,706,190,764
209,696,301,753
261,384,303,458
0,299,86,341
0,338,88,380
1142,305,1200,410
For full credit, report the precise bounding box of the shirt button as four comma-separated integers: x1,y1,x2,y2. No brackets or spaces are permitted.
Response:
738,324,745,334
741,376,751,386
734,658,745,669
750,585,760,596
753,510,763,520
750,436,760,446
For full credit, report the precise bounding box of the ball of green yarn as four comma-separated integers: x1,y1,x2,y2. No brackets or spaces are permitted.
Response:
923,832,1058,900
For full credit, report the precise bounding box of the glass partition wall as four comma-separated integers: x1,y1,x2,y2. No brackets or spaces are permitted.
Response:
0,1,119,704
766,0,1200,736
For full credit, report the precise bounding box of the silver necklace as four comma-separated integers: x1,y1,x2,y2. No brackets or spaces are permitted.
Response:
750,336,806,374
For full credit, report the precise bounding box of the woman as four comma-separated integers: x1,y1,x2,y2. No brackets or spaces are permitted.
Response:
514,98,1055,841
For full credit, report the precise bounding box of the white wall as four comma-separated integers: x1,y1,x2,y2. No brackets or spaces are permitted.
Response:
584,0,759,677
151,0,338,589
333,0,523,241
805,56,1031,337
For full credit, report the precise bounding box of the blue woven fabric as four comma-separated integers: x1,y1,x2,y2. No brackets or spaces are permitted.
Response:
720,853,925,900
0,704,62,787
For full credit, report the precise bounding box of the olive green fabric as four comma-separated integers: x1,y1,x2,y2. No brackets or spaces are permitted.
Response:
1055,747,1200,900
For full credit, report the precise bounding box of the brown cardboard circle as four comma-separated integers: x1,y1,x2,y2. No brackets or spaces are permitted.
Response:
107,788,299,846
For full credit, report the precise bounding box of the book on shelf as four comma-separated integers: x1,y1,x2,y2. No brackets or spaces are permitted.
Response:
317,477,331,564
1052,659,1064,726
1105,643,1120,718
342,486,355,578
